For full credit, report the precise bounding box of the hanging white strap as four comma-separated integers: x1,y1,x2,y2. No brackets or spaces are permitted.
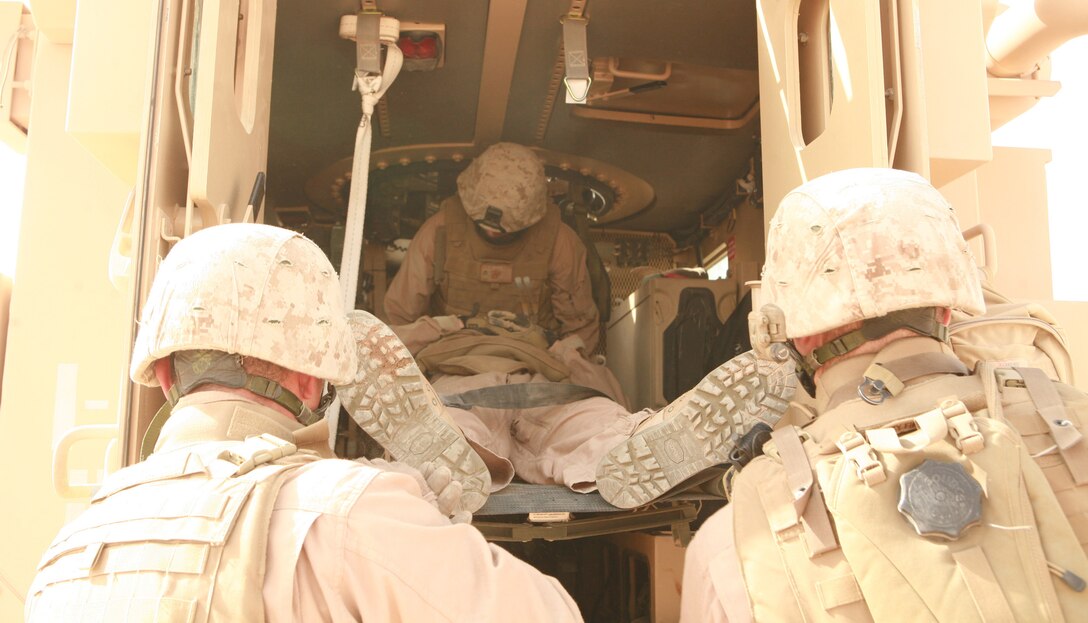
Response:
562,16,591,103
354,12,383,76
329,13,402,438
340,14,402,310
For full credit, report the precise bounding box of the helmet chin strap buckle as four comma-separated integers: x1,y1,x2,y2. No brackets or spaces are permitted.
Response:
301,385,339,427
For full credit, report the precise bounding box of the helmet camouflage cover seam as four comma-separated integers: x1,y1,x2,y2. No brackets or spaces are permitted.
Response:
760,168,985,339
130,223,357,387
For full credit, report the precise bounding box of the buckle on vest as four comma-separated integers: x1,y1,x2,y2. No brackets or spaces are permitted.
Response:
218,433,297,476
836,431,886,486
941,399,984,454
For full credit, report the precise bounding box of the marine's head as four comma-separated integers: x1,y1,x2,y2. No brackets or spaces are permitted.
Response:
130,223,356,423
457,142,548,243
757,168,985,385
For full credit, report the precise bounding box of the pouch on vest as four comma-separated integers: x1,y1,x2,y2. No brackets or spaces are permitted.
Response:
985,364,1088,550
950,229,1073,385
950,288,1074,385
732,399,1088,622
820,350,1088,558
26,435,316,622
431,197,561,333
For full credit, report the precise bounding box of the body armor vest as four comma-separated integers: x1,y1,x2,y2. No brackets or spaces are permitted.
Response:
26,404,321,622
728,357,1088,622
431,197,561,333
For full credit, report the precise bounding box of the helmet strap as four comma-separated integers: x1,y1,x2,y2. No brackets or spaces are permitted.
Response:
800,307,949,379
168,350,324,425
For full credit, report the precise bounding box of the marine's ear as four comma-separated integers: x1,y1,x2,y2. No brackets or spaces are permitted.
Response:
293,372,324,410
153,358,174,395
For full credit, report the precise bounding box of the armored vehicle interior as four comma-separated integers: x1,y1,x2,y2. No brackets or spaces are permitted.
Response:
251,3,764,617
263,0,765,360
89,0,1084,620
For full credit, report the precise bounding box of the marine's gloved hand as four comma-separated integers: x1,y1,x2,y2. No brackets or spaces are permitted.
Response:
486,309,531,331
461,315,499,336
362,458,473,524
549,334,586,358
431,315,464,334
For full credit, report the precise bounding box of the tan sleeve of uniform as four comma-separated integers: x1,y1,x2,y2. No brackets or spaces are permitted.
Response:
549,223,600,351
680,505,748,623
300,471,584,622
385,212,445,325
387,315,465,356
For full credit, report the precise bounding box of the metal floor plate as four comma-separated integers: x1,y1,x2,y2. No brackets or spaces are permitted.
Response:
476,483,623,516
475,482,720,516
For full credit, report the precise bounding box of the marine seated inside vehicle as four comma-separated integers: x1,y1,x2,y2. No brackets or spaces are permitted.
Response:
337,142,796,510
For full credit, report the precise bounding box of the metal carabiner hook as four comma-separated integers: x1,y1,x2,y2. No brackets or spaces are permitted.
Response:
857,377,891,405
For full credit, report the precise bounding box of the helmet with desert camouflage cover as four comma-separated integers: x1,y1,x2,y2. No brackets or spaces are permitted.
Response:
130,223,356,408
761,168,985,338
457,142,548,234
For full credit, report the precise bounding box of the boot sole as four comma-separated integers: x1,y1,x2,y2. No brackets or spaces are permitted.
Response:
339,314,492,512
595,351,796,509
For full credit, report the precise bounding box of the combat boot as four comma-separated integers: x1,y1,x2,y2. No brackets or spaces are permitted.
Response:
595,350,796,509
338,311,491,512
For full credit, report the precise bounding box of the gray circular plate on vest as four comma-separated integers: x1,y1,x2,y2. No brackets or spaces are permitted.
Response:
898,459,983,540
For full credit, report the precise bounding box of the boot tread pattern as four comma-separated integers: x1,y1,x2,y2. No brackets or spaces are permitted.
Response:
339,317,491,512
596,352,796,509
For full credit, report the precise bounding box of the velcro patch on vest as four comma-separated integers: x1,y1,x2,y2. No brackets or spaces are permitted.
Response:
479,262,514,283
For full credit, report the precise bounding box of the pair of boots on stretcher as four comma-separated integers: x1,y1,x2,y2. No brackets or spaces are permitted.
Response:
337,311,796,517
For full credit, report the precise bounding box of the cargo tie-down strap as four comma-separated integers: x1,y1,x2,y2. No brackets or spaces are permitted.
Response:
440,382,609,410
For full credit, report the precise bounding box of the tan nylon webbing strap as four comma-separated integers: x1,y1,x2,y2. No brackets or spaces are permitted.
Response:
799,471,839,557
243,376,317,425
1016,367,1082,449
807,308,948,371
816,575,865,611
772,428,812,515
772,428,839,556
828,382,864,413
561,17,591,101
355,11,383,76
561,1,590,102
865,405,950,454
1016,366,1088,485
979,362,1006,422
826,352,969,411
953,547,1016,622
884,352,969,380
861,362,906,396
140,401,174,460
